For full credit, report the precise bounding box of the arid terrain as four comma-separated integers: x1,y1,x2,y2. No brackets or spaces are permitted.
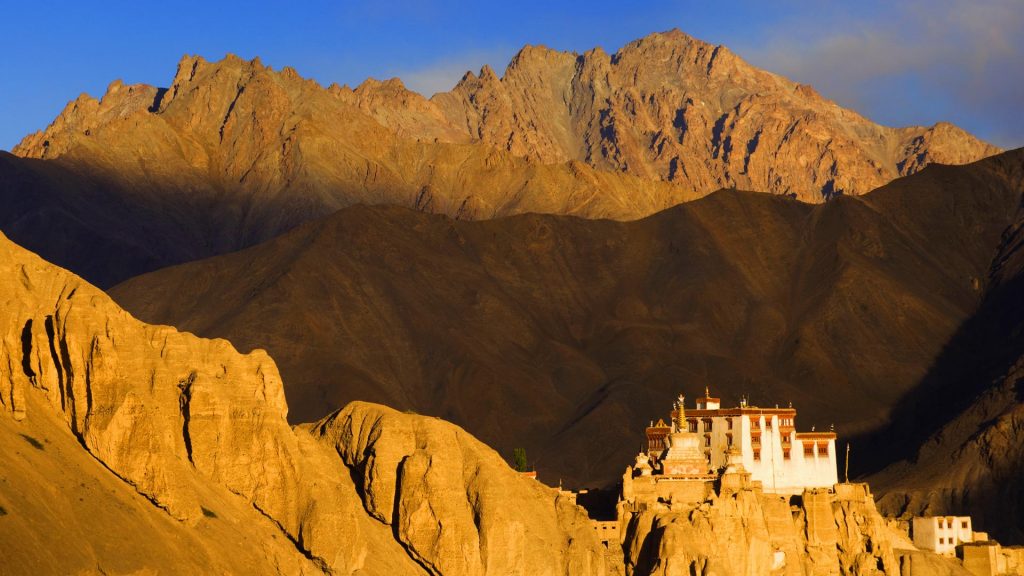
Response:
1,24,1022,576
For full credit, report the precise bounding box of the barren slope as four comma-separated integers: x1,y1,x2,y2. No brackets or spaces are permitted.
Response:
868,179,1024,544
111,150,1024,488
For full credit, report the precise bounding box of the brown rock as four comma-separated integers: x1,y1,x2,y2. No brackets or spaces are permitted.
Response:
621,484,961,576
312,402,605,576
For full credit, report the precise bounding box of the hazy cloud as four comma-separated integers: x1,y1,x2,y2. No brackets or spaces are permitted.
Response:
734,0,1024,148
396,48,517,96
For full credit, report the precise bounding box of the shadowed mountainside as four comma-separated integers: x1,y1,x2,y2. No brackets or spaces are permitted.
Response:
110,149,1024,488
867,180,1024,544
4,30,999,288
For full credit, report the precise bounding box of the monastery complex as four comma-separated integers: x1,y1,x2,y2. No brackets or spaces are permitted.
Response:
565,390,1024,576
635,389,838,496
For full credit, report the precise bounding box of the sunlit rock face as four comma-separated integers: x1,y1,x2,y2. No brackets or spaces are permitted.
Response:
0,230,607,575
430,29,1000,202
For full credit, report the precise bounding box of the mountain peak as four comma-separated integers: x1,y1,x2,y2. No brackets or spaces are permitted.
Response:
478,63,499,81
10,29,1001,210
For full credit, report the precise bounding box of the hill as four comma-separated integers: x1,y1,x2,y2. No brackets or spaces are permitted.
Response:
110,149,1024,488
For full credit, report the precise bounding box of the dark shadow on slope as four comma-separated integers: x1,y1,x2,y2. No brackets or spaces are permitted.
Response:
851,199,1024,477
848,266,1024,479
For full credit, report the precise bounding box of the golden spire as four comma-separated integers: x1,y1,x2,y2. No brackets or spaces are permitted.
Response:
675,394,686,430
705,385,710,398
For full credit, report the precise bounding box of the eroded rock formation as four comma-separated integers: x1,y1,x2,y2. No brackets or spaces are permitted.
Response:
0,230,605,575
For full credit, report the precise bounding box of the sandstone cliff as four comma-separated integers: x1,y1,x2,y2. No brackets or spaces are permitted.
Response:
4,30,1000,287
622,485,927,576
0,230,605,575
111,149,1024,489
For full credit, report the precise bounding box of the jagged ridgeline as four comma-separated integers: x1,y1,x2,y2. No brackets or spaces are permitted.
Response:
2,30,1000,287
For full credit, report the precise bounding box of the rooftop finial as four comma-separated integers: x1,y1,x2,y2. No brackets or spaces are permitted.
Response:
675,394,686,430
705,385,710,398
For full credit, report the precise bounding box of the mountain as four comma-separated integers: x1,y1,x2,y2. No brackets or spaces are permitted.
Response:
110,149,1024,489
2,58,689,287
2,217,974,576
867,180,1024,543
0,228,606,575
4,30,998,287
427,29,1000,199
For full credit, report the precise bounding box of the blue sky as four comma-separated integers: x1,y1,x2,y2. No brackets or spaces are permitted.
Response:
1,0,1021,151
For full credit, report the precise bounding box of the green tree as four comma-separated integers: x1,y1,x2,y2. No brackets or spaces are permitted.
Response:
512,447,528,472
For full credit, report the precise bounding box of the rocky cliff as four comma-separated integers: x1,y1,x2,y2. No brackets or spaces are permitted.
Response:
3,30,999,287
0,229,606,575
110,149,1024,489
621,484,945,576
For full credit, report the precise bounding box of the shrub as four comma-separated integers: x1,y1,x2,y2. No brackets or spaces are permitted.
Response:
512,448,529,472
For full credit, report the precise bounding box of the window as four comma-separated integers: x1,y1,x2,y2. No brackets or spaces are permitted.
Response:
766,419,772,430
727,419,734,430
705,435,711,447
804,443,814,457
961,521,968,529
703,419,713,432
726,433,733,446
783,448,790,460
753,449,761,461
688,420,698,433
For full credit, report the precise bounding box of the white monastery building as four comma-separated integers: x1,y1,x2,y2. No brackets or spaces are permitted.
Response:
912,516,982,556
643,388,839,494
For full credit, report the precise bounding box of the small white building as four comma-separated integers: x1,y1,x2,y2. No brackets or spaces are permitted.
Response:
912,516,975,555
645,389,838,494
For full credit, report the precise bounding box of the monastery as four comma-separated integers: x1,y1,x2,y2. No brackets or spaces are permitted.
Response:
570,390,1023,576
578,390,844,546
636,388,838,496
